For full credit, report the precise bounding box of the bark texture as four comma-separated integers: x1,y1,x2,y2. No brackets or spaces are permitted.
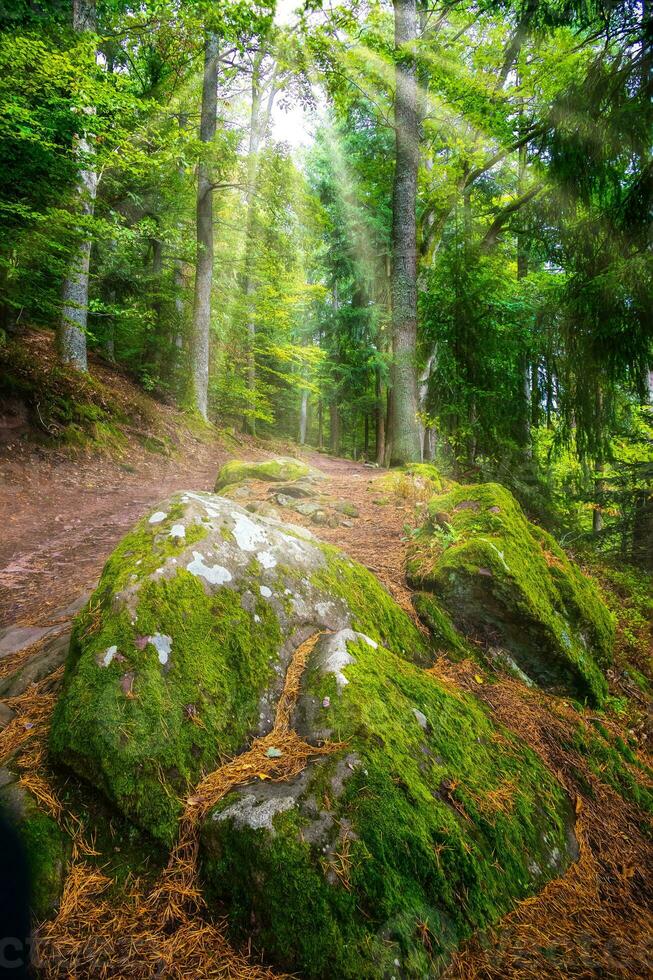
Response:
189,31,219,419
57,0,98,371
389,0,422,464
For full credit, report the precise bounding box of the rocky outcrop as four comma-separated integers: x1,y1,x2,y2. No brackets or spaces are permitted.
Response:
408,482,614,704
49,492,427,844
200,629,578,978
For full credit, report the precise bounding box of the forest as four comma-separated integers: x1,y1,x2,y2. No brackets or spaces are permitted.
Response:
0,0,651,978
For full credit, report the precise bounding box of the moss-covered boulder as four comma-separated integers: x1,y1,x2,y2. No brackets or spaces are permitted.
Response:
200,630,578,978
50,492,427,844
214,457,313,492
371,462,445,505
0,771,71,922
408,482,614,704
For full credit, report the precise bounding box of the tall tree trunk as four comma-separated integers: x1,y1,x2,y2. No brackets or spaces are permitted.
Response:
189,31,218,419
375,367,386,465
592,461,605,535
57,0,98,371
330,401,340,455
317,397,324,450
243,58,278,434
174,112,189,355
389,0,422,464
298,389,308,445
516,102,531,453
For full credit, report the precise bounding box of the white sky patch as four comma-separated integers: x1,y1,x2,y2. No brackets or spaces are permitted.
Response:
149,511,167,524
257,550,277,569
186,551,233,586
231,511,267,551
149,633,172,666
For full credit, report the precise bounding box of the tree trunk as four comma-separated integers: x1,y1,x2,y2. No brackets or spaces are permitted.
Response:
375,368,386,465
243,58,278,435
57,0,98,371
298,389,308,445
592,461,605,534
189,30,219,419
174,112,189,355
330,401,340,455
389,0,422,464
318,398,324,450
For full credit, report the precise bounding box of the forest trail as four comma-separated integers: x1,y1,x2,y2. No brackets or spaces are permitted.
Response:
0,440,413,633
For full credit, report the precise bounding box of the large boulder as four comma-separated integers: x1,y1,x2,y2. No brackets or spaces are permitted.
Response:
214,457,314,492
200,629,578,978
49,492,428,844
407,482,614,704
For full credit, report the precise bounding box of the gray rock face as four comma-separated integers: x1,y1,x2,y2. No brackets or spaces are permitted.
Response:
49,492,426,844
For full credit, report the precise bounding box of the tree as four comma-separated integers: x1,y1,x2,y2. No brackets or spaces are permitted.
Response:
57,0,98,370
188,29,219,419
388,0,422,464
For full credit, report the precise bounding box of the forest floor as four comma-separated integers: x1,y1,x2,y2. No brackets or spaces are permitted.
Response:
1,334,652,978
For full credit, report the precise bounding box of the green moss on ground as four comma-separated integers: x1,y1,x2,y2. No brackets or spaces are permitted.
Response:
408,482,614,705
371,462,446,504
215,458,310,491
0,780,71,923
202,636,577,978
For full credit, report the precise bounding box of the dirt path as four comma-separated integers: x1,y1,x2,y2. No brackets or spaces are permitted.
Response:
0,441,415,632
0,439,231,628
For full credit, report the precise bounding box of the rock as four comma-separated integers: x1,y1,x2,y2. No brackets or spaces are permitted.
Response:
272,493,296,508
408,483,614,704
311,510,329,526
333,501,359,518
246,501,281,521
214,458,312,492
0,773,71,922
0,625,58,660
273,482,317,499
0,631,71,699
50,493,428,844
200,630,578,979
371,463,444,504
293,500,322,518
0,702,15,729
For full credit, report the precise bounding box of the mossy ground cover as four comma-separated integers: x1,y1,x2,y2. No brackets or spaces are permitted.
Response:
50,506,283,845
215,458,310,491
202,636,576,979
408,482,614,704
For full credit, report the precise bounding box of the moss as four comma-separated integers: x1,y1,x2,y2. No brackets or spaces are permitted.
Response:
371,463,445,505
408,483,613,705
50,510,283,844
202,637,576,978
411,592,478,661
311,543,430,665
575,720,653,817
0,781,71,923
215,458,310,491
